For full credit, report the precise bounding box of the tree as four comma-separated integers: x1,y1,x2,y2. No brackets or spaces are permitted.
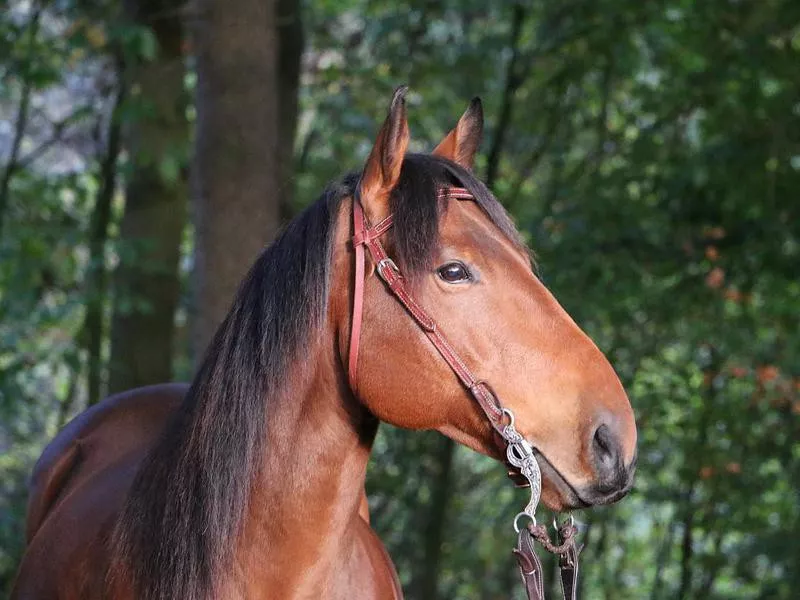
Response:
191,0,281,359
105,0,189,397
83,54,125,407
277,0,304,218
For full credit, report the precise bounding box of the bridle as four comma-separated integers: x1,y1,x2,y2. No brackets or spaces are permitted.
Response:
348,186,505,431
348,185,583,600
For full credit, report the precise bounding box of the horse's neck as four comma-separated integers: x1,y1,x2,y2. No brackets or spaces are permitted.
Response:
232,339,378,598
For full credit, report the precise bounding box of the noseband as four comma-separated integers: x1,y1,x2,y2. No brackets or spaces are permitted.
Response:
348,186,582,600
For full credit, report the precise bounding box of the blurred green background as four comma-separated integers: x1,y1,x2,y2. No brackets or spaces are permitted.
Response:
1,0,798,598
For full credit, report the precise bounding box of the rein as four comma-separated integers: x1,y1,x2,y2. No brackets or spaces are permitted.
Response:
348,187,582,600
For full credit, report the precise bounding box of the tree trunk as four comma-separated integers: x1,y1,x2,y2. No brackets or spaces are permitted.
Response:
85,60,126,405
696,529,724,597
107,0,188,394
648,520,675,600
277,0,303,220
411,435,456,600
191,0,281,359
677,507,694,600
678,357,718,600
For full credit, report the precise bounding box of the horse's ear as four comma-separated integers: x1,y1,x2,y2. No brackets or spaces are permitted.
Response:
358,86,410,222
432,97,483,170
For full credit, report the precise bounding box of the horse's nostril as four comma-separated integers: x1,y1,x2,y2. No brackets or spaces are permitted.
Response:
592,423,619,470
584,420,635,501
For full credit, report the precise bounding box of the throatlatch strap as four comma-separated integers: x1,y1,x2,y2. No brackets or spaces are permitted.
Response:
348,199,366,392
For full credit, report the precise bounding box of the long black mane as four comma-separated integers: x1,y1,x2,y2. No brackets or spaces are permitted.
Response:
112,154,523,600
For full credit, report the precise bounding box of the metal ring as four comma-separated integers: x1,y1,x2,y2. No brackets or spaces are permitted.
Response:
553,513,576,530
501,407,515,429
513,511,536,533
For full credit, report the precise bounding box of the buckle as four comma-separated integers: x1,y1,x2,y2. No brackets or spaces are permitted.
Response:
377,258,399,279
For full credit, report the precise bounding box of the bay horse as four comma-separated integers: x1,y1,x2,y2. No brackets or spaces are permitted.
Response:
12,88,636,600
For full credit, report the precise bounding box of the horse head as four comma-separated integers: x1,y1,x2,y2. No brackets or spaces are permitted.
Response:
341,88,637,511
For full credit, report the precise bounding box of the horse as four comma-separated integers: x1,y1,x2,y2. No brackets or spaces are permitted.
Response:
11,88,637,600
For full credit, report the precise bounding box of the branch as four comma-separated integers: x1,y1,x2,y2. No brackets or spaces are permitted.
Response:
507,72,572,199
589,52,614,189
84,57,126,407
648,519,676,600
508,118,561,199
696,528,726,597
677,501,695,600
485,1,527,189
484,1,603,192
16,105,96,170
562,99,699,192
0,6,43,238
295,126,318,176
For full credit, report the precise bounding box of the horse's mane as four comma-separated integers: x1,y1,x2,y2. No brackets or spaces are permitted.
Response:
111,154,524,600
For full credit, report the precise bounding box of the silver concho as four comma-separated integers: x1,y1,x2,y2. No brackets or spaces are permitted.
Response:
501,408,542,532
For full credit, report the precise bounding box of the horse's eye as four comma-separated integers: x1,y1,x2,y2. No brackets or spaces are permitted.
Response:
437,262,471,283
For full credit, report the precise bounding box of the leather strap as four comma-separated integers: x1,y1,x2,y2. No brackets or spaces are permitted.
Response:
348,205,398,391
348,187,504,432
559,541,580,600
347,199,367,392
514,528,546,600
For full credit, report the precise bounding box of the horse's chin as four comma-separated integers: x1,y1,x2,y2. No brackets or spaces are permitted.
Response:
535,463,591,512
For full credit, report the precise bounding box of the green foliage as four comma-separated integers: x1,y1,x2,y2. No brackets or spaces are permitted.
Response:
1,0,798,597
